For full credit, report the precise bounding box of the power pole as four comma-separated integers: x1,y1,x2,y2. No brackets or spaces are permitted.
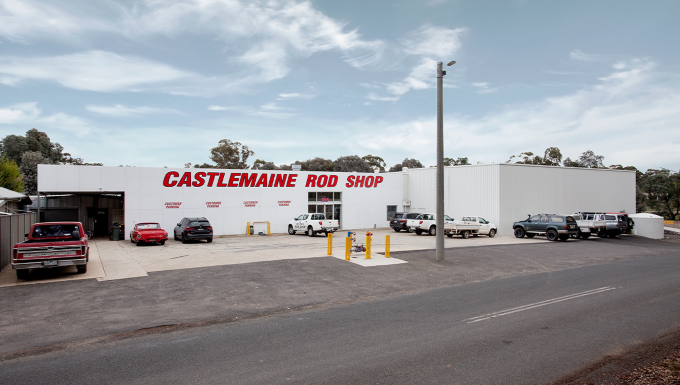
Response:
436,62,445,262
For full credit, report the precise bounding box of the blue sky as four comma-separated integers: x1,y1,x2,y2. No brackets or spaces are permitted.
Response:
1,0,678,171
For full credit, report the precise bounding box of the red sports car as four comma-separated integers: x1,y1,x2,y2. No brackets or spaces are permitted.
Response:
130,223,168,246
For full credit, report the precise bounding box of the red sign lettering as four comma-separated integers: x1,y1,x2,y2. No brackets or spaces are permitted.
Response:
346,175,355,188
193,172,206,187
305,174,317,187
240,173,257,187
207,172,219,187
286,174,297,187
163,171,179,187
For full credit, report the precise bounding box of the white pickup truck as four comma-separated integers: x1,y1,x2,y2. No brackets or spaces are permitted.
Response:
407,213,455,236
288,213,339,237
445,216,497,238
570,213,606,239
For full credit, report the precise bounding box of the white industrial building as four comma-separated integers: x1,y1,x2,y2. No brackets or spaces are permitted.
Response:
36,163,635,239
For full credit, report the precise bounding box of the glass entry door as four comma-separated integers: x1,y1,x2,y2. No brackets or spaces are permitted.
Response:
307,192,342,228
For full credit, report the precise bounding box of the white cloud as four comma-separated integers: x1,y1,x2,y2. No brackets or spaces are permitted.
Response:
0,0,112,43
0,102,41,123
400,25,467,57
385,57,437,96
0,102,99,136
85,104,179,117
366,93,399,102
359,82,381,89
277,93,315,100
351,59,680,170
0,51,192,92
368,25,467,101
1,1,384,91
207,103,296,119
569,49,601,62
472,82,489,88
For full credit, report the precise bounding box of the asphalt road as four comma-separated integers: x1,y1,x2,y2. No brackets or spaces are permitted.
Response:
2,250,679,384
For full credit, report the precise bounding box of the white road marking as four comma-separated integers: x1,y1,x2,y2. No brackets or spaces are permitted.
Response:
464,286,617,323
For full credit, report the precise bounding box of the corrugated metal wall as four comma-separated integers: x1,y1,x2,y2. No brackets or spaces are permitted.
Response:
406,164,635,237
499,164,636,236
0,212,37,270
406,164,501,226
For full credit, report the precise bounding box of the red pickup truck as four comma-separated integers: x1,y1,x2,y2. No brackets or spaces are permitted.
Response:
12,222,91,279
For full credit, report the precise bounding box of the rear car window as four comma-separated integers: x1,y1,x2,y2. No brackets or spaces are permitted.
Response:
550,216,564,223
605,215,616,220
189,221,211,227
32,224,80,237
393,213,403,219
565,216,576,223
406,214,420,219
138,224,160,230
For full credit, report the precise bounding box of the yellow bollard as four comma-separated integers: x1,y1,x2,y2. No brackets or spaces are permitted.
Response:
385,235,390,258
267,222,270,235
366,235,371,259
345,237,351,260
327,232,333,255
246,222,250,235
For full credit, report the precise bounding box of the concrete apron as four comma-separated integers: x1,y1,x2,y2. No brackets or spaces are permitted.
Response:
0,228,544,286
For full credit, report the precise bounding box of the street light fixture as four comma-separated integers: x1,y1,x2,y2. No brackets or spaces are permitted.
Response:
436,60,455,262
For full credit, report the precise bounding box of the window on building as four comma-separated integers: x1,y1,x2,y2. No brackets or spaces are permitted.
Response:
386,205,397,220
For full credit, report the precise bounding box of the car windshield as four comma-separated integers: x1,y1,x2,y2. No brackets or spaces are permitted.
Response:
137,224,160,230
189,221,211,227
444,215,453,221
32,224,80,238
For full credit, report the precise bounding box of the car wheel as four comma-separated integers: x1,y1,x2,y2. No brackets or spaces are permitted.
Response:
546,230,558,241
174,231,179,241
415,229,423,235
514,227,525,238
488,229,496,238
558,234,569,241
408,227,414,233
136,239,142,246
526,233,536,238
307,227,315,237
429,226,436,236
597,230,607,238
181,233,187,244
16,269,29,279
160,240,166,245
288,225,296,235
77,265,87,274
130,237,134,243
207,237,213,243
393,228,401,232
462,231,470,239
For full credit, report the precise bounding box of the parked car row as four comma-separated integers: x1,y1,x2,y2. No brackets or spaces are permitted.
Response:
389,212,498,239
129,217,214,246
513,212,634,242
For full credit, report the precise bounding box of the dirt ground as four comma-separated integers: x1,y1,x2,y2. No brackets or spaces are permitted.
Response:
554,327,680,385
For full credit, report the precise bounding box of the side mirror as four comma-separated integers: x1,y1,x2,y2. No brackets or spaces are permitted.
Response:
24,233,29,238
177,223,181,227
72,230,80,240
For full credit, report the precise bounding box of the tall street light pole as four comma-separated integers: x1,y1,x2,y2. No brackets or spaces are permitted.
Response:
436,60,455,262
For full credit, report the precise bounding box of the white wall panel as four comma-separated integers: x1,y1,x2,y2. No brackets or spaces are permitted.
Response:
79,166,101,191
37,164,59,192
101,167,125,192
57,166,79,192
